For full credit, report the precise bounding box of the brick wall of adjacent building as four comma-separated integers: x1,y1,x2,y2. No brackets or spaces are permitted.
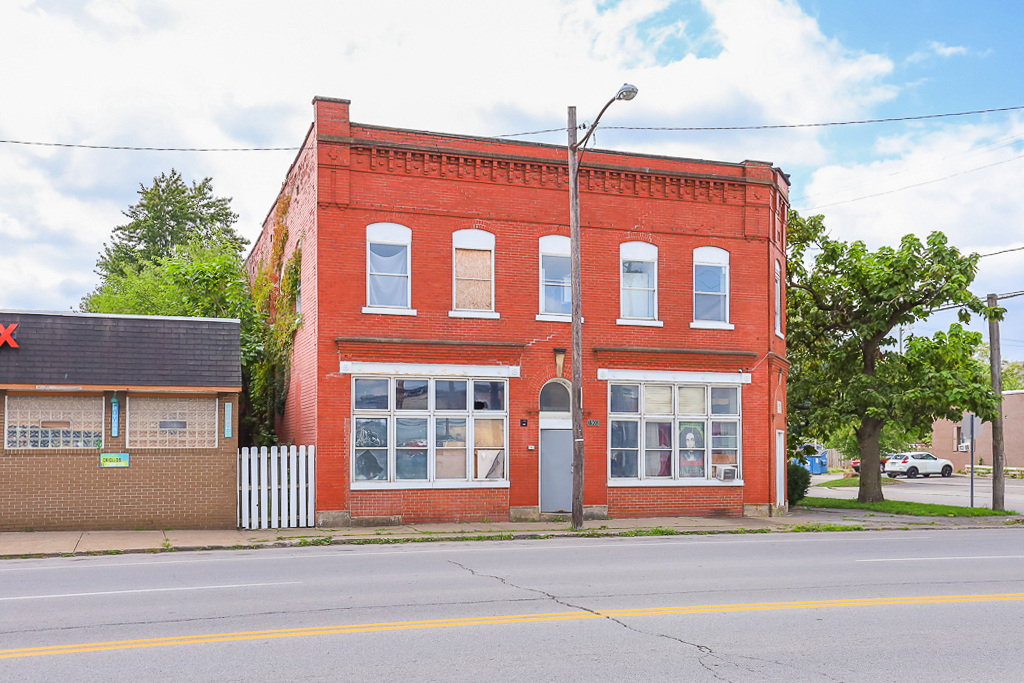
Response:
0,391,239,531
248,96,790,523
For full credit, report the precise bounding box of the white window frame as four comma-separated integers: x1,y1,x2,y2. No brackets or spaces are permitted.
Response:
604,377,744,487
450,228,499,319
618,241,662,327
691,246,733,330
364,222,416,316
775,259,783,338
351,373,510,489
537,234,572,322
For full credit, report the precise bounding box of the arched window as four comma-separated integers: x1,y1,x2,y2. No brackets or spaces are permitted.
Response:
365,223,413,313
620,241,658,322
692,246,732,329
539,381,571,413
451,228,496,315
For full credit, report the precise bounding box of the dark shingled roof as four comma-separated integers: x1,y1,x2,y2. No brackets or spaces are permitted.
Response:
0,311,241,389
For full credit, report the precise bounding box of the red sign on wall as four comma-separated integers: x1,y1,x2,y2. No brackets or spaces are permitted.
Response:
0,323,18,348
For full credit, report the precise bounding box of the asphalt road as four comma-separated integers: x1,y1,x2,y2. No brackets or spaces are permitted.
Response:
3,529,1024,682
811,473,1024,511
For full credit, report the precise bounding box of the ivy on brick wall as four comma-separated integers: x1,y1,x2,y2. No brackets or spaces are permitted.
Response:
248,195,303,445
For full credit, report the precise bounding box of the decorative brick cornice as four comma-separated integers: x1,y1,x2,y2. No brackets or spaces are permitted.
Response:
317,134,782,205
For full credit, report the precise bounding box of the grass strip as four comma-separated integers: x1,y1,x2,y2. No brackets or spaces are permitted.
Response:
799,496,1016,517
814,477,896,488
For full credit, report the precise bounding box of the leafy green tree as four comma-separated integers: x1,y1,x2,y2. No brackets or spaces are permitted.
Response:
95,170,246,281
973,344,1024,392
84,239,270,445
786,211,1001,502
826,423,926,461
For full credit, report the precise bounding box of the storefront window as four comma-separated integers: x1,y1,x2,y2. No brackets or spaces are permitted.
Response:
5,395,104,449
352,376,508,485
608,383,741,482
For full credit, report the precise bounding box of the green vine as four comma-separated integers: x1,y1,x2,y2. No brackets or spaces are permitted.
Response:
247,194,303,445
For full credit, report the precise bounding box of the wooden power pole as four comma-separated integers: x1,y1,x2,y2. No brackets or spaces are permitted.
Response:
988,292,1005,512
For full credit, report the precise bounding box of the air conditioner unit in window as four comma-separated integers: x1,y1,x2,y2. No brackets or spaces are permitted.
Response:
714,465,737,481
957,444,971,452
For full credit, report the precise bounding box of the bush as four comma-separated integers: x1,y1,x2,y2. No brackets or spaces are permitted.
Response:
788,460,811,504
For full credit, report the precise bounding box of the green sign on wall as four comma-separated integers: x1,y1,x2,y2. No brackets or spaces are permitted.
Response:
100,453,130,468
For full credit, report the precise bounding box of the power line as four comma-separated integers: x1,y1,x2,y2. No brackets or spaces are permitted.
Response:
0,139,304,152
797,151,1024,212
3,104,1022,150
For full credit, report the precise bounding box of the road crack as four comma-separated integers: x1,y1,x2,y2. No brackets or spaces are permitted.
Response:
448,559,843,682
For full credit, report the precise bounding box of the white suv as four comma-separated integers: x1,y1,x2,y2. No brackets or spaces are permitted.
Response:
884,452,954,479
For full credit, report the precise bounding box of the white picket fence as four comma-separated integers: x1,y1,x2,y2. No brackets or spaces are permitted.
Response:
239,445,316,529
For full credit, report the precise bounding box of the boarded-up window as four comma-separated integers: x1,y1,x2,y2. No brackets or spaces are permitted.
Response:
128,397,217,448
454,248,492,311
5,395,104,449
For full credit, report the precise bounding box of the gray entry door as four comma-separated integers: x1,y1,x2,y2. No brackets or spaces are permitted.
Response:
541,429,573,513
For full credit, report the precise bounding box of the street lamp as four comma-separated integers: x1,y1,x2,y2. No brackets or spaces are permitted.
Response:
567,83,638,530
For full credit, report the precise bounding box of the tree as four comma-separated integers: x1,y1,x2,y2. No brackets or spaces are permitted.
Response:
974,344,1024,392
786,211,1001,503
94,170,246,281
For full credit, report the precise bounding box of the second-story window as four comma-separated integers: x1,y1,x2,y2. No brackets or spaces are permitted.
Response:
366,223,413,311
620,241,658,321
451,229,496,315
539,234,571,317
692,246,732,329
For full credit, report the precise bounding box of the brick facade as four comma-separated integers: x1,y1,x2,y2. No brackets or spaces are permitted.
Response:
249,96,790,524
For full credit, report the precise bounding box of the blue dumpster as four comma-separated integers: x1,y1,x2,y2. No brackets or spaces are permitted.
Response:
808,453,828,474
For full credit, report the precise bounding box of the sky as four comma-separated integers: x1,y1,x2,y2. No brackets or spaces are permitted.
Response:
1,0,1022,358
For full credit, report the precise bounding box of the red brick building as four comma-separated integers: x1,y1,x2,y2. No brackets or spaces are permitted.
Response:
247,96,790,524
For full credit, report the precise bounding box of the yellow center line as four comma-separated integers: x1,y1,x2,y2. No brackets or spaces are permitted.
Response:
3,593,1022,659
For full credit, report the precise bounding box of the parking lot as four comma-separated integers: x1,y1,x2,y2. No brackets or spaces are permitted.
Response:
810,472,1024,512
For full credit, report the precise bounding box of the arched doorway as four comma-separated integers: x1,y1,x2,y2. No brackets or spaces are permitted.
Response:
539,380,572,513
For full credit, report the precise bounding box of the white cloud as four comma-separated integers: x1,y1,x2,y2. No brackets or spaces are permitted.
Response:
906,40,971,64
0,0,899,314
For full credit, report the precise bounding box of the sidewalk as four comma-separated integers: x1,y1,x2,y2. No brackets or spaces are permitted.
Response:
3,506,1021,558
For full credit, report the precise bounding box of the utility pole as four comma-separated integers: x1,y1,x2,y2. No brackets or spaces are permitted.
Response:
988,292,1005,511
567,105,585,531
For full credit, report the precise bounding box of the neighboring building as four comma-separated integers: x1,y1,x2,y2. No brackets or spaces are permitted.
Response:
247,96,790,524
0,311,241,531
932,391,1024,470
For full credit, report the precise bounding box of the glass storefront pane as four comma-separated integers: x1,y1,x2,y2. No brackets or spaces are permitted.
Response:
435,448,467,479
711,421,738,449
355,418,388,448
476,449,505,479
435,380,467,411
473,381,505,411
396,448,428,480
395,379,428,410
678,420,706,478
677,386,705,415
354,379,389,410
710,387,738,415
611,450,638,478
645,450,672,477
610,420,638,449
610,385,639,413
644,386,672,414
354,449,387,480
435,418,466,447
396,418,428,446
474,418,504,448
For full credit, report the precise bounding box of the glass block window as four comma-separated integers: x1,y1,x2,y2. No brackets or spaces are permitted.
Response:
608,383,741,482
352,376,508,485
128,397,218,448
5,395,104,449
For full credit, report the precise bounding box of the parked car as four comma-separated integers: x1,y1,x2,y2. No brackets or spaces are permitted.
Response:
851,454,893,473
885,452,954,478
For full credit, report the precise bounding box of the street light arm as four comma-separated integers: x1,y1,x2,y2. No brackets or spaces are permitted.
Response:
573,96,617,152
